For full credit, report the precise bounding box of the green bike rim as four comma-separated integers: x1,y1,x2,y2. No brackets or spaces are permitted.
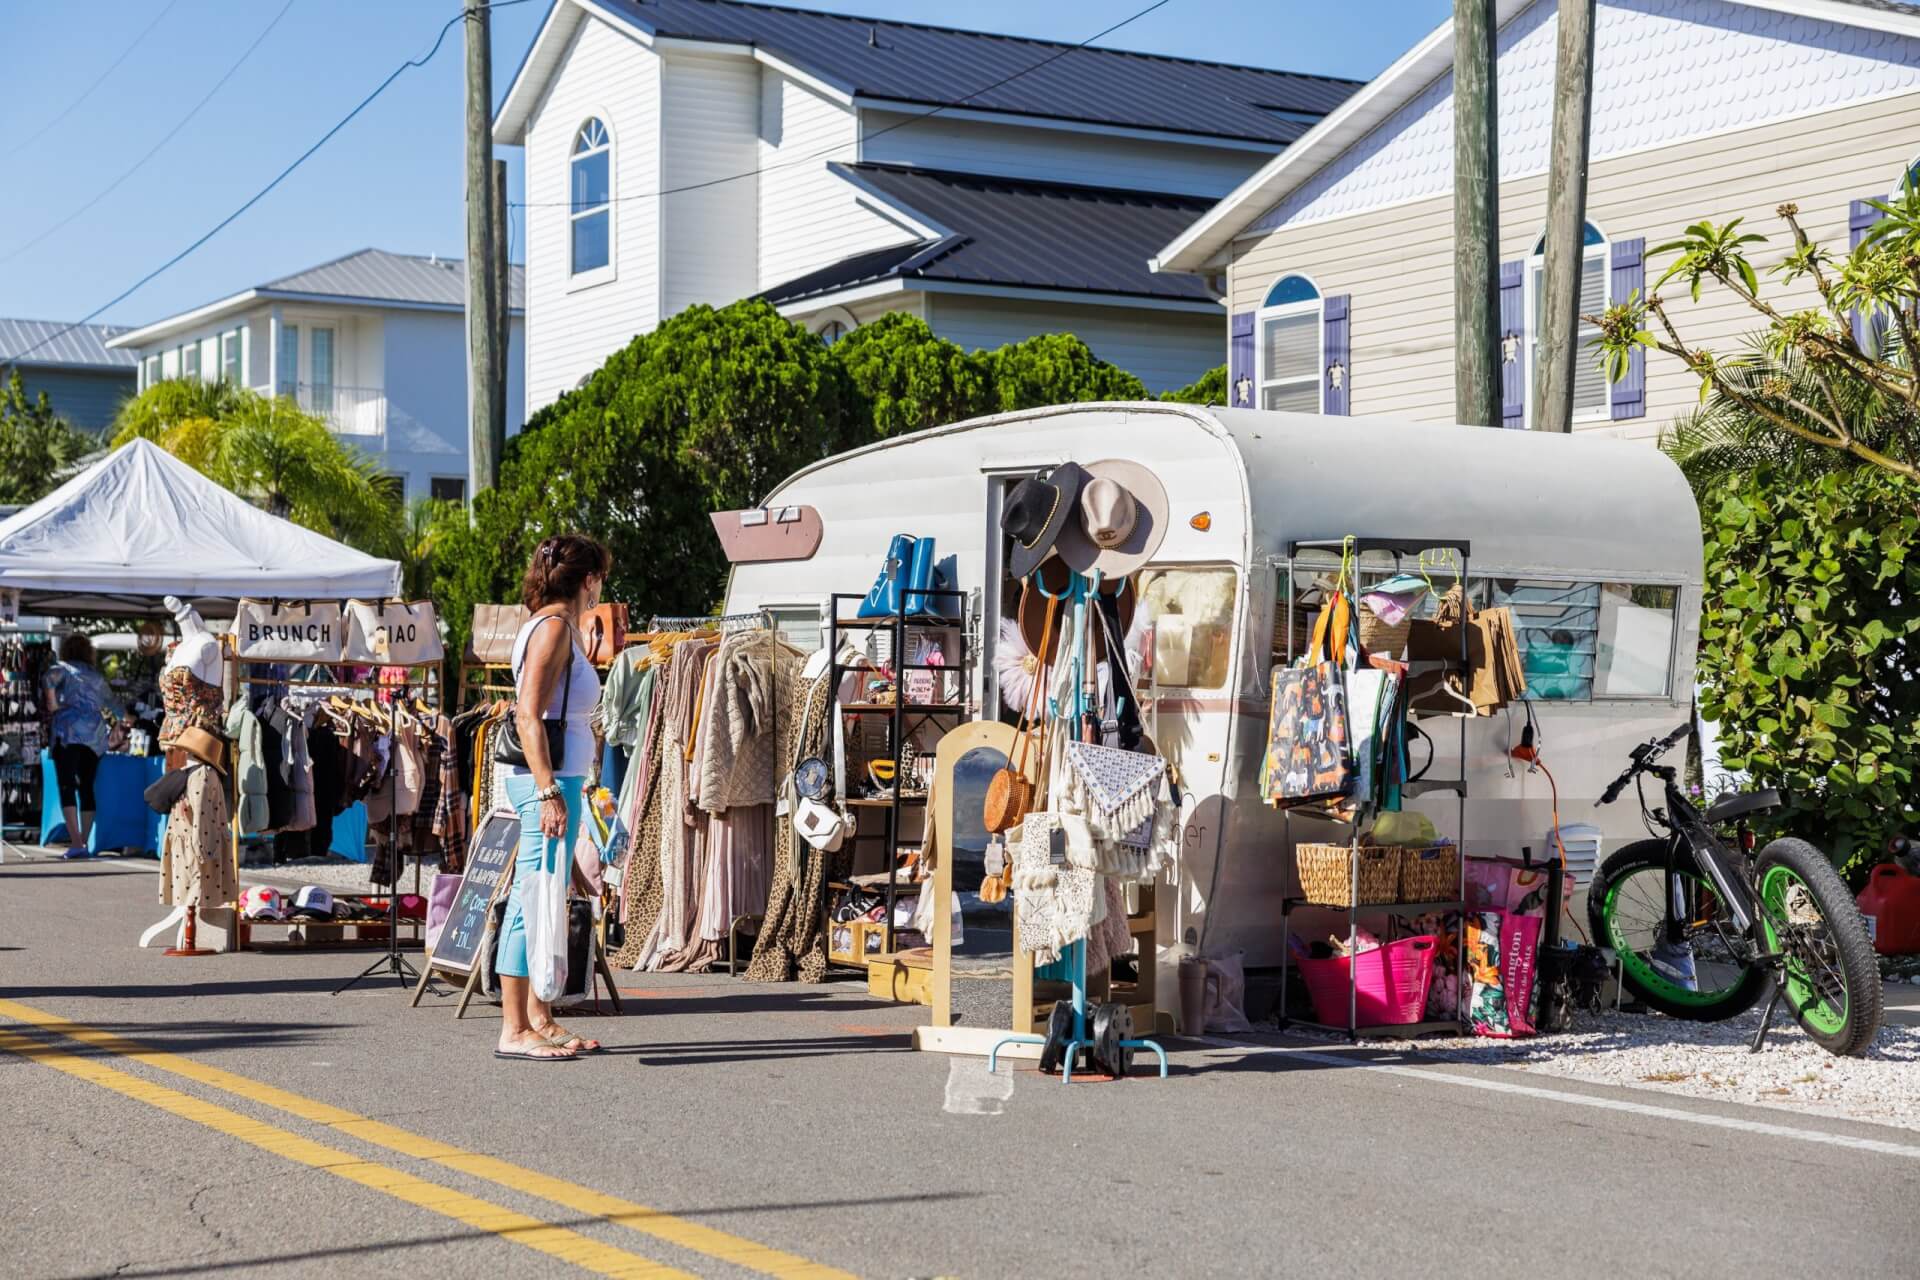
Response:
1756,863,1849,1037
1601,866,1751,1008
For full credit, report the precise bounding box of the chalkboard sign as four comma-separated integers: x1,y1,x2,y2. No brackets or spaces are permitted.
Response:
428,810,520,974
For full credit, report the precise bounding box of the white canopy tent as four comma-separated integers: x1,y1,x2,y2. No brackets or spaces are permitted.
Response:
0,438,402,615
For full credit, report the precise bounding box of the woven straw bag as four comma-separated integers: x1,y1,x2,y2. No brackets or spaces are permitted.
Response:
1295,843,1402,907
1358,600,1411,660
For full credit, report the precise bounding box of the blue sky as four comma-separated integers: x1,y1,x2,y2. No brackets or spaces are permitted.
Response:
0,0,1449,328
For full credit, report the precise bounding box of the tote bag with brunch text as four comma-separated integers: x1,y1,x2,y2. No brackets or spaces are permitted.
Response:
231,599,346,662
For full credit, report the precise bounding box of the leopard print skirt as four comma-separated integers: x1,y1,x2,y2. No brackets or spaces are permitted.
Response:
746,669,842,983
611,726,667,971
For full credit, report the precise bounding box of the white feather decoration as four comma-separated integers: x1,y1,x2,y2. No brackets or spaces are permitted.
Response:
995,615,1040,717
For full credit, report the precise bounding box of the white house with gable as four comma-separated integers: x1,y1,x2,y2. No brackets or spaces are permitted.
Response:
108,249,525,503
492,0,1362,411
1154,0,1920,440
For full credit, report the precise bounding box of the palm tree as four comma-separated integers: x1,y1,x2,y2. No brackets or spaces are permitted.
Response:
112,379,403,556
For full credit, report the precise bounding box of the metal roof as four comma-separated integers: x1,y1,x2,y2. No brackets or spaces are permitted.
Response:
760,164,1216,306
264,248,524,310
0,318,138,371
592,0,1358,144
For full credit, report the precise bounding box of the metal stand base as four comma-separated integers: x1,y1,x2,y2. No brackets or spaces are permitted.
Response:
163,947,217,957
987,941,1169,1082
335,947,422,994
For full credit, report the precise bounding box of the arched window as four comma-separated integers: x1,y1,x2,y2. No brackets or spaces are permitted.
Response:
1904,154,1920,194
1256,274,1322,412
1526,221,1610,422
571,117,612,277
810,307,857,346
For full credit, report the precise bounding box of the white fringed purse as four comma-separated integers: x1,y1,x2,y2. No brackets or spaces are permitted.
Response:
1059,740,1177,882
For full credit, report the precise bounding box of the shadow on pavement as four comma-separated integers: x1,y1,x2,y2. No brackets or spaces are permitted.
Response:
2,975,399,999
0,1021,334,1060
80,1191,982,1279
606,1033,913,1065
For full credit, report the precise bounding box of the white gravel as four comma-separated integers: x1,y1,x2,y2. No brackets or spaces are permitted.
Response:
1311,1009,1920,1131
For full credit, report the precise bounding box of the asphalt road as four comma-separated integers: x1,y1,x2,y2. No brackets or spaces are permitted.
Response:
3,852,1918,1280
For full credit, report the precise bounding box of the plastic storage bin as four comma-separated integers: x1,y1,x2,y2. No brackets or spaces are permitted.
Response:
1298,935,1438,1027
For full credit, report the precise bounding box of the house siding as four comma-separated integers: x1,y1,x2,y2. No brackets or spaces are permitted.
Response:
859,109,1264,198
926,293,1220,393
660,51,761,317
1229,61,1920,439
18,368,133,432
523,14,660,411
757,70,917,292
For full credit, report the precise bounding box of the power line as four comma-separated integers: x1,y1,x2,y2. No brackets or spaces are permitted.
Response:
1,0,536,376
1,0,300,267
511,0,1176,209
1,0,184,160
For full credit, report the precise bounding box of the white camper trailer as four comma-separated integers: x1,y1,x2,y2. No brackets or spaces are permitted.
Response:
724,403,1702,972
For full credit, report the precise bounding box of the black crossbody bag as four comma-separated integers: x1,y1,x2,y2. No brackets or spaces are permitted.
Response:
494,615,573,770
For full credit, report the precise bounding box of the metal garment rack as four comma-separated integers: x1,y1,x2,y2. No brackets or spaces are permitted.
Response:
221,654,441,988
826,589,969,960
1277,537,1471,1041
0,629,53,860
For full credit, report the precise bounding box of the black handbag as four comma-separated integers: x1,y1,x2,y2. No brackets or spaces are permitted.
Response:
494,615,573,770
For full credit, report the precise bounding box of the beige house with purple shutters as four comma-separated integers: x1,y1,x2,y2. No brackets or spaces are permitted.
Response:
1153,0,1920,443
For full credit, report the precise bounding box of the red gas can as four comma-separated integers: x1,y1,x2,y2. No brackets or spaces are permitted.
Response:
1857,862,1920,956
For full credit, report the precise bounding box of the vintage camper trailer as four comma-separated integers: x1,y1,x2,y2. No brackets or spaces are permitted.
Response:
724,403,1702,969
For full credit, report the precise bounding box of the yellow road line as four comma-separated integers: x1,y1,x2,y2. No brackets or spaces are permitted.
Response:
0,1028,692,1280
0,998,855,1280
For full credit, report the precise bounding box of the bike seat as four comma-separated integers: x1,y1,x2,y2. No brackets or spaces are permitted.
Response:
1706,788,1783,825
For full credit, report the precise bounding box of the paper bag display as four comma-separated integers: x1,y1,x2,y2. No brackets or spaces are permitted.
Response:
1407,586,1525,715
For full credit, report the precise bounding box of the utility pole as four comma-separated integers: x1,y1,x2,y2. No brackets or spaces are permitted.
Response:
1453,0,1501,427
464,0,500,500
491,158,509,465
1533,0,1597,433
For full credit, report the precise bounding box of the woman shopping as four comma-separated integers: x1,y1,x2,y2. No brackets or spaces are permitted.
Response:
495,534,610,1062
42,634,123,859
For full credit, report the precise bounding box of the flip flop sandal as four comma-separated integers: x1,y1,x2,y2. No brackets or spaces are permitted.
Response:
493,1044,578,1062
539,1028,604,1054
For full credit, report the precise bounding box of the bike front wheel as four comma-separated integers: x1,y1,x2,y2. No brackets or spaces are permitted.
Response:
1589,839,1769,1020
1754,838,1883,1057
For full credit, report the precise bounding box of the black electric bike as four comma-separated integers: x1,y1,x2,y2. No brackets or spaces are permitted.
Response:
1587,725,1883,1057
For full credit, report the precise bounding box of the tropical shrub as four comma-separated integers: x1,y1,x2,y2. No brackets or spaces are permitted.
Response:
1695,461,1920,875
0,371,92,504
1158,364,1227,405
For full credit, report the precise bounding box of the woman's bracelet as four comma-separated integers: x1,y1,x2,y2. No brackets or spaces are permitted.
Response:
534,783,563,803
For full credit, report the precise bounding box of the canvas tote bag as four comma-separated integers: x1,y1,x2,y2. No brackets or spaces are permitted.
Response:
344,599,445,665
231,599,346,662
468,604,529,664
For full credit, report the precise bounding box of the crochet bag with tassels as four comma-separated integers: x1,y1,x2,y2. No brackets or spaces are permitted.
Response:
1060,740,1176,881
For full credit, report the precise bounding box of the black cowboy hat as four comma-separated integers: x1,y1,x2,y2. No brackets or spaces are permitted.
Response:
1001,462,1089,580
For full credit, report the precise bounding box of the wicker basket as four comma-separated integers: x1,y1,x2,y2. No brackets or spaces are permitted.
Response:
1399,845,1462,904
1358,601,1412,659
1295,843,1402,907
1272,601,1313,662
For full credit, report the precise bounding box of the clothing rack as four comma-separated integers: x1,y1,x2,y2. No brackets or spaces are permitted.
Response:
0,628,54,858
219,649,444,986
1277,537,1472,1041
646,610,770,632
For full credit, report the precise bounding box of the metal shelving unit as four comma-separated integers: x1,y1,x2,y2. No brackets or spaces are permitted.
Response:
827,588,970,958
1277,537,1472,1041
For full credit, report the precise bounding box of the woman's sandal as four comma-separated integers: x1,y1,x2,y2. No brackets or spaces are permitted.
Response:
494,1039,578,1062
536,1024,603,1054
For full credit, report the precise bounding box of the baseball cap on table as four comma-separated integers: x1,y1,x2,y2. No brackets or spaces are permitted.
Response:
239,886,286,920
290,885,335,920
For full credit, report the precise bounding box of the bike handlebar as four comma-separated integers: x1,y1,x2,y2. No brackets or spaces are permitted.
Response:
1599,723,1691,806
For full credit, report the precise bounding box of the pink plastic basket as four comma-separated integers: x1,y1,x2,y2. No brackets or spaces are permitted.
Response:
1298,935,1438,1027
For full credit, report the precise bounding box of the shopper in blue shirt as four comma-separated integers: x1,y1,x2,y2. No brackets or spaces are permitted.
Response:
42,634,123,856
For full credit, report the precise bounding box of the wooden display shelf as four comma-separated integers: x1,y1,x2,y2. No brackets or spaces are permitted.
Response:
838,701,966,714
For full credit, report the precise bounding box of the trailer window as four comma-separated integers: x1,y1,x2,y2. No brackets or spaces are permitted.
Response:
765,604,824,654
1413,578,1675,701
1137,567,1237,690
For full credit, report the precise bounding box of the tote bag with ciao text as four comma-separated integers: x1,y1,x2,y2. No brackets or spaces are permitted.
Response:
343,599,444,665
231,599,346,662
